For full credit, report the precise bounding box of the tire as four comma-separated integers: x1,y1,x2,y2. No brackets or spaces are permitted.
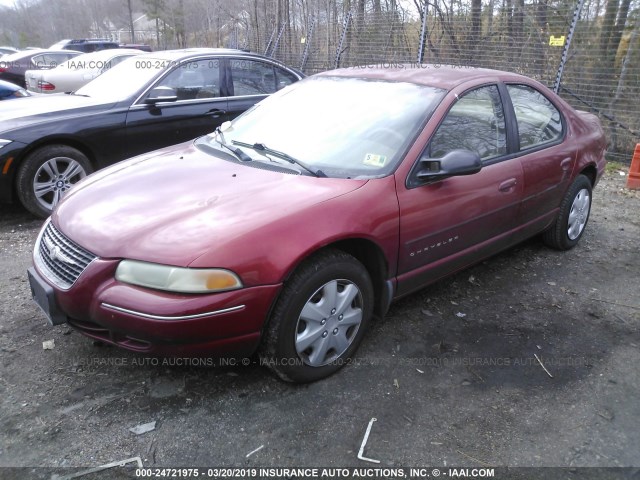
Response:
260,249,374,383
542,174,592,250
16,145,92,218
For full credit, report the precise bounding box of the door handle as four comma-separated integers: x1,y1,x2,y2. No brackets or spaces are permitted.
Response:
561,157,573,171
206,109,226,118
499,178,517,192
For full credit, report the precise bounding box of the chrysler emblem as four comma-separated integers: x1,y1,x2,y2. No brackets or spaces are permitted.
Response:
49,245,77,266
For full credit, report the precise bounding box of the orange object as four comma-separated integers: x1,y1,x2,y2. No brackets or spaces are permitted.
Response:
2,157,13,175
627,144,640,190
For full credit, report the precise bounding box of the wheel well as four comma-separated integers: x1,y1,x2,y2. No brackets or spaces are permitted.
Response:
580,165,597,186
316,238,390,318
12,139,96,200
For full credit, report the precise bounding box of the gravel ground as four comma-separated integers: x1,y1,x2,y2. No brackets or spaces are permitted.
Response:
0,168,638,478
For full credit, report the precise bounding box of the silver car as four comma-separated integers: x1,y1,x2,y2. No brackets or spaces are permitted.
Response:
25,49,144,94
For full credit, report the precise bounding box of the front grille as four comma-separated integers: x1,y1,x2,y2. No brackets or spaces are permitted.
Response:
37,222,96,289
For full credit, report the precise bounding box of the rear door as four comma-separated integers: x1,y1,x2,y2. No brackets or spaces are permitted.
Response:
225,57,301,121
396,84,524,296
505,84,575,238
125,57,228,156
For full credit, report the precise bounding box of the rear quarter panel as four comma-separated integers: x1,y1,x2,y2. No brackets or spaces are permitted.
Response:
570,110,607,184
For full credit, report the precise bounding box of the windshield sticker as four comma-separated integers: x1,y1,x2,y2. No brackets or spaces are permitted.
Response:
363,153,387,167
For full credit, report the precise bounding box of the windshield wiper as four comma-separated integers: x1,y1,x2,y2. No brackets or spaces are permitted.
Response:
213,127,253,163
231,140,326,178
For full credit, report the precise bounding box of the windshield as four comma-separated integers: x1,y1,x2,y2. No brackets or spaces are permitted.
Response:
76,56,167,101
197,76,445,178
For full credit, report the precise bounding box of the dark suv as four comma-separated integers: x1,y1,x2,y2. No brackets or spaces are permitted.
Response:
50,39,120,53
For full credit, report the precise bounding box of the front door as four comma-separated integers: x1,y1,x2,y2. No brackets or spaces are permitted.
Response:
396,84,523,296
125,58,228,157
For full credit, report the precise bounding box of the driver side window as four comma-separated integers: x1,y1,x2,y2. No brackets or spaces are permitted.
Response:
429,85,506,162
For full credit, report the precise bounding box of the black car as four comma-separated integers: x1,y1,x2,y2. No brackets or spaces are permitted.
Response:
0,79,31,100
0,48,304,217
0,49,81,87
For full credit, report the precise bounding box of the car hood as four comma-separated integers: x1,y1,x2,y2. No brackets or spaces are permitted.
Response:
54,141,367,266
0,93,115,128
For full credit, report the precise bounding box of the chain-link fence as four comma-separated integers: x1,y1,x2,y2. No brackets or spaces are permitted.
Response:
177,0,635,164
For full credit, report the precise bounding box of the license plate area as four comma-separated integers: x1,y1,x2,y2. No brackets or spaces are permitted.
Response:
27,267,68,325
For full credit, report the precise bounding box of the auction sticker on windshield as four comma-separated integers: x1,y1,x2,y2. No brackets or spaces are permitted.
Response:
363,153,387,167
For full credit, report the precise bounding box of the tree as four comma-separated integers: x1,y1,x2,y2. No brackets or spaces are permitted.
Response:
127,0,136,42
598,0,632,95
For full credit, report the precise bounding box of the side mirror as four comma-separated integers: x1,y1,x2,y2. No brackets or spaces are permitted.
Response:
144,86,178,104
417,149,482,181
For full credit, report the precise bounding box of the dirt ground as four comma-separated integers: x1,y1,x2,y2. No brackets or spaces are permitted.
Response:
0,167,638,478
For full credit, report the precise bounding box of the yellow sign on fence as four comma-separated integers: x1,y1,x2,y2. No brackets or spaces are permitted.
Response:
549,35,566,47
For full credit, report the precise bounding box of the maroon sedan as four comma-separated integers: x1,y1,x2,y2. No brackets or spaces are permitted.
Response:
28,65,606,382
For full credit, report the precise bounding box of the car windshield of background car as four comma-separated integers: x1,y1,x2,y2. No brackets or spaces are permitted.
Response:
75,56,166,101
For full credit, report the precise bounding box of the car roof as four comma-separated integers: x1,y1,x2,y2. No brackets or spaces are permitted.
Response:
1,49,45,61
134,48,271,61
72,39,117,44
317,64,535,90
1,49,79,61
51,39,116,46
65,48,143,62
50,39,72,47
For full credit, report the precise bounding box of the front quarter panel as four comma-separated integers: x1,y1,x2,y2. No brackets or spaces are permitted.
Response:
0,139,27,203
8,106,130,169
188,176,400,287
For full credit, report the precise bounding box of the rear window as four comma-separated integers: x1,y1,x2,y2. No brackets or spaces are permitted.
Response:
507,84,563,150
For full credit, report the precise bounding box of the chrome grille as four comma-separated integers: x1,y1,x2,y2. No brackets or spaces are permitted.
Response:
36,222,96,289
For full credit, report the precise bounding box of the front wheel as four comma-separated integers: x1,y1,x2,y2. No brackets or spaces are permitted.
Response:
543,174,592,250
16,145,92,218
260,249,374,383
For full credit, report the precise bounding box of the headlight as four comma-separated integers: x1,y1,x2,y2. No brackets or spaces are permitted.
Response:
115,260,243,293
0,139,12,150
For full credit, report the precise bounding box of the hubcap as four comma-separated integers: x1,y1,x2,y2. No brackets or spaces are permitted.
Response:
294,279,363,367
567,188,590,240
33,157,88,211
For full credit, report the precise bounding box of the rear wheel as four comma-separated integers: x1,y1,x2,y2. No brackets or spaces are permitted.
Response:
260,249,374,383
543,174,592,250
16,145,92,218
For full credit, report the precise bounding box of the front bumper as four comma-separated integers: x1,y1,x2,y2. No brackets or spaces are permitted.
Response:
29,259,282,357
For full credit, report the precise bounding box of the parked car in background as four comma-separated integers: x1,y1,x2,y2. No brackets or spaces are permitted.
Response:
25,48,144,94
119,44,152,52
26,66,606,382
0,79,31,100
0,48,304,217
49,39,120,53
0,46,19,57
0,49,81,87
